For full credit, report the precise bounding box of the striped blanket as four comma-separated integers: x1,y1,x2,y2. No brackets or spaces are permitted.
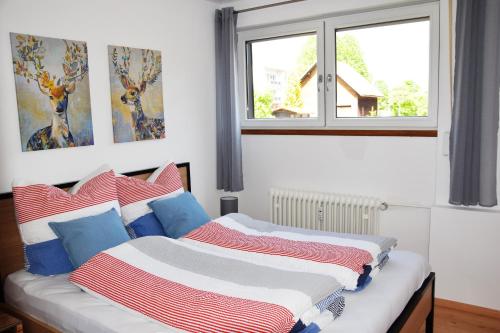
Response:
182,214,397,291
70,236,345,333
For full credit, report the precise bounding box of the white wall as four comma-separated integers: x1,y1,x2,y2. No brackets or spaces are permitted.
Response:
0,0,220,216
430,207,500,310
240,135,436,259
225,0,500,310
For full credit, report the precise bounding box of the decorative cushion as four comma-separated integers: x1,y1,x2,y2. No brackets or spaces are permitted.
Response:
116,162,184,238
12,166,120,275
127,213,165,237
148,192,211,239
49,208,130,268
23,239,73,275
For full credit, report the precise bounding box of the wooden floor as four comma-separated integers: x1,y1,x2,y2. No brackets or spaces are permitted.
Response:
420,305,500,333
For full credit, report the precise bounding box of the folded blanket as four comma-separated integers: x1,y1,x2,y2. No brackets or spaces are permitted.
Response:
182,213,397,291
71,236,344,333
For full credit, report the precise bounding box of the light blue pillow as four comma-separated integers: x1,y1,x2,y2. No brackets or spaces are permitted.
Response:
148,192,211,239
49,208,130,268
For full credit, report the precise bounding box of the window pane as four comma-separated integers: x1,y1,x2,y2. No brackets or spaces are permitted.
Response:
335,19,429,118
247,34,317,119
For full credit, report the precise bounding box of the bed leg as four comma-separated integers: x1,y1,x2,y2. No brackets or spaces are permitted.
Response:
425,275,435,333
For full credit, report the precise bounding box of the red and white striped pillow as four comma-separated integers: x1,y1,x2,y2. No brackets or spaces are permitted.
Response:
116,162,185,228
12,165,120,275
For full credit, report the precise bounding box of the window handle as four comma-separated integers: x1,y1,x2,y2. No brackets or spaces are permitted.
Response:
317,74,323,92
326,74,333,92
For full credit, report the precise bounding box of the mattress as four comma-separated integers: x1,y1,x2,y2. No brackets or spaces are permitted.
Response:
4,250,430,333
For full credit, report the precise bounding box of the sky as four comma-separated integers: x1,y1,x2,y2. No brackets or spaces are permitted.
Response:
337,19,430,90
252,34,313,88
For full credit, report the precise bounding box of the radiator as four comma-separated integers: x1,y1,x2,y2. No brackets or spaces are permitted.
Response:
270,188,385,235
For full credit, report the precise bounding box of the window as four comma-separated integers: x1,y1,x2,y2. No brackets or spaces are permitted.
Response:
238,3,439,129
335,20,430,119
238,21,325,127
246,34,317,120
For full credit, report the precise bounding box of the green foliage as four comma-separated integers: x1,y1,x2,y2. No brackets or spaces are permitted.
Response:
279,36,316,112
336,34,371,81
296,36,317,76
374,80,389,112
284,73,304,110
390,80,428,117
253,90,274,118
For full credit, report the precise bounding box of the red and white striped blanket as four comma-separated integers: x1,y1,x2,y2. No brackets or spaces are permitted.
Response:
182,214,397,290
70,236,345,333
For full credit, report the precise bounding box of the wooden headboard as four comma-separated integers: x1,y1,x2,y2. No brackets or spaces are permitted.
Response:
0,162,191,294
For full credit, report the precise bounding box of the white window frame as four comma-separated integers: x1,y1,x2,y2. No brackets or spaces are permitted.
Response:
325,3,440,129
237,20,326,128
237,2,439,130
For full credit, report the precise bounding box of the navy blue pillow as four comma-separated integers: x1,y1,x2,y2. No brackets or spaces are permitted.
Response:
24,239,74,275
49,208,130,268
148,192,211,239
127,212,166,238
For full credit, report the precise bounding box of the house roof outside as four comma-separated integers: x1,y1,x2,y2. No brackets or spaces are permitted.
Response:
300,62,383,98
271,107,311,118
300,64,317,87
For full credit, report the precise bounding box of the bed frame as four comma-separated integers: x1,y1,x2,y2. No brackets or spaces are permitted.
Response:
0,162,435,333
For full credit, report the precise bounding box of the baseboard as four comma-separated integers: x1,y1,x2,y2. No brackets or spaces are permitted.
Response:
436,298,500,320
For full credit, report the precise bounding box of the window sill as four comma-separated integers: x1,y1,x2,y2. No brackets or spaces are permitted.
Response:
241,129,438,137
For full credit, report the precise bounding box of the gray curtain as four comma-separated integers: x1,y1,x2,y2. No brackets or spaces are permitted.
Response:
449,0,500,207
215,7,244,192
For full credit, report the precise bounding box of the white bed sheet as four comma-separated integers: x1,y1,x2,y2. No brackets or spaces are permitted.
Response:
5,250,430,333
323,250,430,333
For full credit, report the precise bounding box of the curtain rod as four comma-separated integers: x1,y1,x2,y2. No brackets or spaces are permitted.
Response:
235,0,306,14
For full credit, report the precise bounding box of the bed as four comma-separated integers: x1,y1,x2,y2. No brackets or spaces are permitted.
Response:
0,163,435,333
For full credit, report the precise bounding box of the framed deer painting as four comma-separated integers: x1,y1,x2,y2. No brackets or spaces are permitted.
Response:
10,33,93,151
108,45,165,143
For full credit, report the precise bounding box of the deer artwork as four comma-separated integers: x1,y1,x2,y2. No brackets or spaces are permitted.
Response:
111,47,165,141
12,34,89,151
